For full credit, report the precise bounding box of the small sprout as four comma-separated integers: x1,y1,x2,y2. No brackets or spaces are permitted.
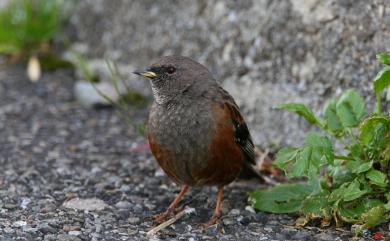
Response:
75,54,150,136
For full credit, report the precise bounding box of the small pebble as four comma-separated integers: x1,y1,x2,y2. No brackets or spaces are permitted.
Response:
128,217,140,224
37,223,57,234
12,220,27,228
229,209,240,216
63,225,81,232
69,230,82,236
4,203,17,209
245,206,255,213
115,201,132,210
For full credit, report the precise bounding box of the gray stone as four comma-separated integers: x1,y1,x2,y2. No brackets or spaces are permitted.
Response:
37,223,57,234
62,198,108,211
127,217,140,224
115,201,133,210
229,208,240,216
73,80,119,107
68,230,82,236
57,234,82,241
69,0,390,148
11,220,27,228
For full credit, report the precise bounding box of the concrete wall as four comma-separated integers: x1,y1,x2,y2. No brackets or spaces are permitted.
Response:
69,0,390,148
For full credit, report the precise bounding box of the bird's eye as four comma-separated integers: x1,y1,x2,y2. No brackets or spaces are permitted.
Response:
167,66,176,74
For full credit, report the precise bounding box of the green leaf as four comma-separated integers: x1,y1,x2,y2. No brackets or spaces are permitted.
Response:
359,116,389,146
276,103,323,127
361,205,387,228
0,43,20,54
374,66,390,98
347,160,372,174
280,133,334,178
350,144,362,160
249,183,315,213
273,147,299,170
377,53,390,65
336,90,365,127
343,179,368,201
328,163,354,186
385,200,390,210
387,88,390,101
291,147,312,177
330,179,367,202
366,169,388,187
354,205,387,235
304,132,334,164
300,192,330,216
0,0,63,54
336,201,363,223
337,199,384,224
323,99,344,134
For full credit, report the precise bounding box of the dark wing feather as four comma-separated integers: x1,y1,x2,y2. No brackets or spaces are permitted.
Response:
218,87,255,165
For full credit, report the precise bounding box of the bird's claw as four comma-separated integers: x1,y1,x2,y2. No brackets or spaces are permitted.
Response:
199,213,221,229
152,207,184,224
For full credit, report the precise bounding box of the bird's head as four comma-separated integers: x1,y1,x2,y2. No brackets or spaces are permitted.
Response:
133,56,215,104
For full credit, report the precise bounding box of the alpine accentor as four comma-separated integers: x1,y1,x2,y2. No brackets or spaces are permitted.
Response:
134,56,256,227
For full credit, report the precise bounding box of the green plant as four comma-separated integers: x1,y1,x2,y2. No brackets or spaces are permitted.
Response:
0,0,72,81
249,54,390,235
0,0,63,55
75,53,149,136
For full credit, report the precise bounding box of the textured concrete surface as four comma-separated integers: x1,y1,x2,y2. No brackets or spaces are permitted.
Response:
68,0,390,148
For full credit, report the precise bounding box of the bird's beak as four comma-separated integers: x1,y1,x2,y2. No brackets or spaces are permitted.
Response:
133,69,156,79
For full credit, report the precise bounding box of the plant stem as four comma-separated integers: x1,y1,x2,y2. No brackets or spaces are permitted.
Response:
334,155,355,161
377,95,382,114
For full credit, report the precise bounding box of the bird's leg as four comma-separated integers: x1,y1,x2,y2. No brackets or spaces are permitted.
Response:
153,185,189,223
201,186,224,228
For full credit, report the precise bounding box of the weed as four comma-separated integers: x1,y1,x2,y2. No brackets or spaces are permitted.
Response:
249,53,390,235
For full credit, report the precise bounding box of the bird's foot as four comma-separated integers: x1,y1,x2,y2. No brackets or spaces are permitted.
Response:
152,207,184,224
199,213,221,229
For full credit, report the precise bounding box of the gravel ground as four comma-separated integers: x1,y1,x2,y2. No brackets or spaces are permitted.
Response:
0,66,384,241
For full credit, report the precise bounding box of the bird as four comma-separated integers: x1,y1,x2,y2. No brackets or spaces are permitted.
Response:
133,56,257,227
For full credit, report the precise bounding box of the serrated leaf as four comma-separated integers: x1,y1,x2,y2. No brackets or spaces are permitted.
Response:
273,147,299,170
366,169,388,187
276,103,323,127
336,90,365,127
249,183,315,213
323,99,344,134
374,66,390,98
377,53,390,65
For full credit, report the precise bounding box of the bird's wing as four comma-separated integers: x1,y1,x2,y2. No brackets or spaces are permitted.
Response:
218,87,255,165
